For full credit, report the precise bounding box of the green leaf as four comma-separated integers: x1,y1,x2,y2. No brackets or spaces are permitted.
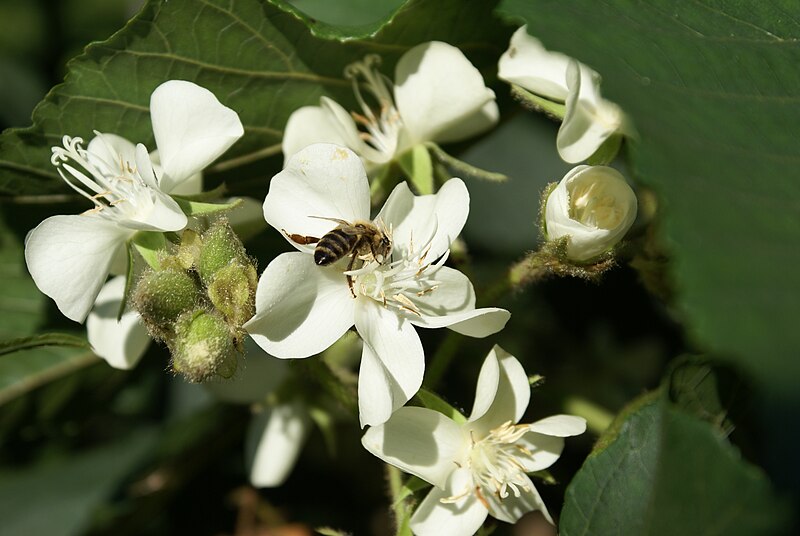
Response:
173,195,242,217
397,145,434,195
0,345,99,406
498,0,800,394
414,387,466,424
0,0,508,198
0,429,158,536
0,332,89,356
131,230,166,271
561,392,791,535
271,0,407,40
0,216,44,339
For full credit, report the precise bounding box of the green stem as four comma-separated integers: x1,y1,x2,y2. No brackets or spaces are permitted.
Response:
387,465,413,536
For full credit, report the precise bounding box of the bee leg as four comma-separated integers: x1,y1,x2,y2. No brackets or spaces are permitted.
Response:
346,252,358,298
282,229,319,245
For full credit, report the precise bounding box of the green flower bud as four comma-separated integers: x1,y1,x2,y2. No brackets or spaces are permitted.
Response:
176,229,203,270
207,261,257,327
133,269,201,338
198,220,247,284
172,310,237,383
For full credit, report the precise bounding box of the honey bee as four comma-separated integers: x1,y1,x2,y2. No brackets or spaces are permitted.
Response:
284,217,392,296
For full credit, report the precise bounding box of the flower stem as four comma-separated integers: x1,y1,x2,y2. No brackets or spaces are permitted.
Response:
386,464,413,536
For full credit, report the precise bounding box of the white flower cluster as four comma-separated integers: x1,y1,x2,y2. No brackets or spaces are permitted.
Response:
19,31,650,534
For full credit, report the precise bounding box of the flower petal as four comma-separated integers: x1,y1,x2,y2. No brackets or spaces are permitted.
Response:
204,337,289,404
410,307,510,338
529,414,587,437
409,467,489,536
263,143,371,253
86,132,138,176
395,41,497,145
515,432,565,473
246,402,310,487
244,252,355,358
557,61,623,164
282,104,354,164
25,215,131,322
468,346,530,430
361,406,466,488
86,276,150,369
150,80,243,191
147,148,203,195
407,265,474,316
378,178,469,260
355,299,424,427
484,474,553,525
498,26,572,101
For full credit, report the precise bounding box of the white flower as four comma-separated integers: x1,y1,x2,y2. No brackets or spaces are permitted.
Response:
545,165,638,261
25,80,244,322
245,143,510,427
362,346,586,535
498,26,625,164
282,42,498,170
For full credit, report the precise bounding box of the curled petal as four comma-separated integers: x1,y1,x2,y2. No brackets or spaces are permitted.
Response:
263,143,371,253
87,276,150,370
468,346,530,431
355,299,424,427
410,307,510,338
395,41,497,145
409,467,489,536
244,252,355,358
361,406,465,489
246,402,311,487
25,215,131,322
378,178,469,260
516,432,565,474
150,80,244,191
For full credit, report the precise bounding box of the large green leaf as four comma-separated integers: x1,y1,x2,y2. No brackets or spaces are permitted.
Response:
0,216,43,338
497,1,800,393
561,392,790,535
0,0,507,197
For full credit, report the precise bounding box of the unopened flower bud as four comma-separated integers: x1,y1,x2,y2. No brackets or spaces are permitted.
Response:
133,269,201,337
198,220,248,284
172,309,237,382
207,261,257,327
544,165,637,261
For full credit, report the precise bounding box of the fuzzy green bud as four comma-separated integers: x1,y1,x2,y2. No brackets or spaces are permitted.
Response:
133,269,201,338
207,261,257,327
172,310,237,382
176,229,203,270
198,220,247,284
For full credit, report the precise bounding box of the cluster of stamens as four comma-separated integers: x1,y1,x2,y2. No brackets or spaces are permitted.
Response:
569,180,623,229
442,421,533,508
344,55,403,161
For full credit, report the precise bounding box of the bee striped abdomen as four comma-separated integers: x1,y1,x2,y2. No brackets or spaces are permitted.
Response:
314,228,356,266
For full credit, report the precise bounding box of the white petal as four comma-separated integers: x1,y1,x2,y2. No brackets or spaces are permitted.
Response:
263,143,371,253
150,80,244,191
408,265,475,315
410,307,510,338
557,61,622,164
118,187,188,233
244,252,355,358
529,414,587,437
498,27,570,101
147,148,203,195
246,402,310,487
282,104,354,164
204,337,289,404
395,41,497,145
361,406,466,488
86,276,150,369
25,215,131,322
409,468,488,536
134,143,159,189
484,474,553,525
515,432,565,473
378,178,469,260
468,346,530,432
355,299,424,427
